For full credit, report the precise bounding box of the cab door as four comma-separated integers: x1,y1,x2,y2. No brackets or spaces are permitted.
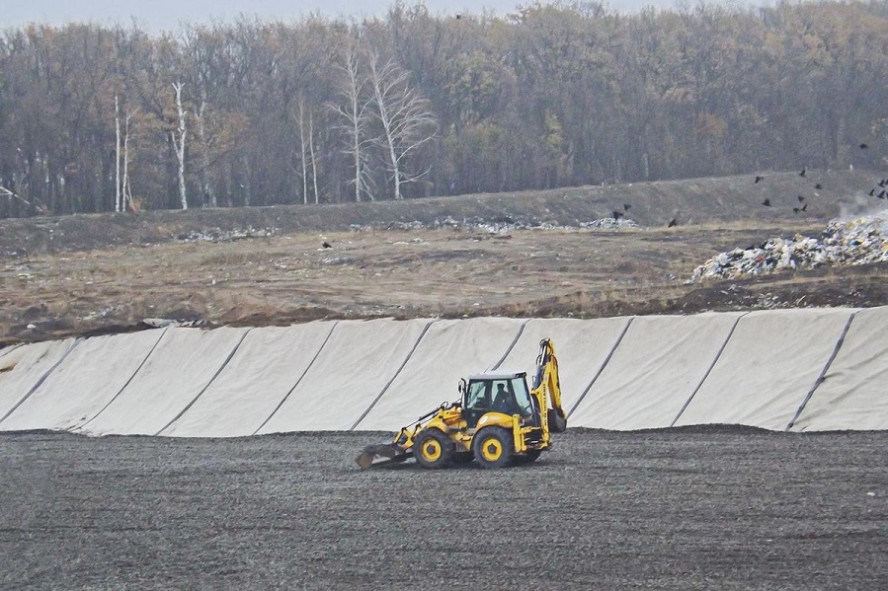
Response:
463,380,492,429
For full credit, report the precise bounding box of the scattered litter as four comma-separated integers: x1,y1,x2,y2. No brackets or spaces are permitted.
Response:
349,215,638,233
174,226,278,243
690,212,888,282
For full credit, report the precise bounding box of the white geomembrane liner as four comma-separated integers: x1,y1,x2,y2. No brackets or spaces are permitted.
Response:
674,308,856,430
0,339,78,427
492,317,632,416
257,318,433,433
161,322,337,437
1,330,166,432
791,307,888,431
354,317,525,431
569,313,744,430
80,326,249,435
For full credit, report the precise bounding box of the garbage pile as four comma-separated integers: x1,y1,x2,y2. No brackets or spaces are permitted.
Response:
350,216,638,233
690,212,888,282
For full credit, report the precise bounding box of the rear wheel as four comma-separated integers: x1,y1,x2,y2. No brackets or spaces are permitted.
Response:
472,427,513,469
413,428,452,469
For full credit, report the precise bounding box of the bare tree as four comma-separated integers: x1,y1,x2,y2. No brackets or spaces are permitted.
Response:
170,82,188,210
122,106,137,211
115,95,122,212
113,95,137,213
330,47,375,202
194,100,216,207
294,97,322,204
367,53,438,200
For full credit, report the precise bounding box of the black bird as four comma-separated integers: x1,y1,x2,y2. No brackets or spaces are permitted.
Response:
793,207,801,214
623,203,631,211
799,167,807,177
870,188,877,197
860,143,869,149
879,190,887,199
322,241,332,249
879,179,887,187
801,203,808,211
754,175,764,184
667,218,677,228
798,195,806,203
814,183,823,190
761,198,771,207
613,210,624,220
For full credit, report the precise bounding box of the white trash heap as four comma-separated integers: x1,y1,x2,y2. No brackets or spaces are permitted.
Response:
691,212,888,282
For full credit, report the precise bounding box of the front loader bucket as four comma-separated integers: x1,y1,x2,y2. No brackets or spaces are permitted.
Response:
355,443,409,470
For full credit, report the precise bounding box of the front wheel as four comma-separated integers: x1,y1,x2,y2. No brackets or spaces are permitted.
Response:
413,428,452,469
472,427,514,469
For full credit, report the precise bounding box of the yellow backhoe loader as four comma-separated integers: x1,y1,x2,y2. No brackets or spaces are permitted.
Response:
356,339,567,470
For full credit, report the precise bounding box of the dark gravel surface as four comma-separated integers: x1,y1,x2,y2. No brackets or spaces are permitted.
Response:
1,429,887,590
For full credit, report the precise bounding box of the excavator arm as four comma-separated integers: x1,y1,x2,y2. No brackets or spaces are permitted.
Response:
531,339,567,434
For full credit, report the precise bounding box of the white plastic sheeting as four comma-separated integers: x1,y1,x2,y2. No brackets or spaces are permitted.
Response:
257,318,433,433
0,330,166,432
570,313,744,430
161,322,337,437
673,308,855,430
355,318,525,431
1,307,886,436
790,307,888,431
79,326,249,436
492,317,632,416
0,339,79,425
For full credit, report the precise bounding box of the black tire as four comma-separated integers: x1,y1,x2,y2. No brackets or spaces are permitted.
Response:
472,427,514,469
513,449,542,465
452,452,474,466
413,428,453,469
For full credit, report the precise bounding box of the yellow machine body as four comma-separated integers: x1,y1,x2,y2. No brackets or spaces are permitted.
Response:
356,339,567,470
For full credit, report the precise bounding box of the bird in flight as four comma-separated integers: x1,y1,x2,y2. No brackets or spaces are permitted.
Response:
814,183,823,190
799,167,807,177
761,198,771,207
798,195,806,203
667,218,677,228
322,241,333,249
623,203,631,211
754,175,764,184
613,210,624,220
860,143,869,149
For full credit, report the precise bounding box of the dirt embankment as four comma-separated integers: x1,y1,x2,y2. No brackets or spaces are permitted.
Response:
1,169,887,345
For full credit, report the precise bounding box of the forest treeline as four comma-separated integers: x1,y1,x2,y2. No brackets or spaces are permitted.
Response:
1,0,887,217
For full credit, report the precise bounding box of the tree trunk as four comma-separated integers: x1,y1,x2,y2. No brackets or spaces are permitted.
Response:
171,82,188,210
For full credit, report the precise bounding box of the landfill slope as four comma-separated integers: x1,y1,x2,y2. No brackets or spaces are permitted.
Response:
1,430,885,591
0,169,874,257
792,306,888,431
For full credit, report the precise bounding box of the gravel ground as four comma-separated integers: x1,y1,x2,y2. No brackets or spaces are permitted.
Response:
1,429,887,590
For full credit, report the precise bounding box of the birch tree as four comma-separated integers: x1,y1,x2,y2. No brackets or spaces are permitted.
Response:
294,97,321,204
331,47,375,202
170,82,188,210
368,53,438,200
114,95,138,212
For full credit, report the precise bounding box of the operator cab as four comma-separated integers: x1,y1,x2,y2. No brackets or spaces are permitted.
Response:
462,371,536,429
